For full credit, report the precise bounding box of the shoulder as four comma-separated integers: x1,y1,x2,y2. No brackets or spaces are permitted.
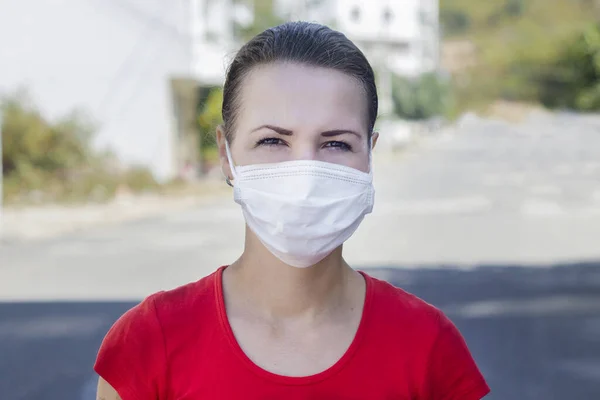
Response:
362,272,490,399
150,268,221,340
94,290,167,400
106,267,219,333
153,268,219,321
364,271,442,336
94,267,223,400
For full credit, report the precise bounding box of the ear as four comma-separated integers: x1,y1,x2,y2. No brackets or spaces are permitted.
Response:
216,125,233,182
371,132,380,150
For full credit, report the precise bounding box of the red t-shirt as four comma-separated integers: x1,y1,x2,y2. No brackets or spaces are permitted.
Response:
95,266,490,399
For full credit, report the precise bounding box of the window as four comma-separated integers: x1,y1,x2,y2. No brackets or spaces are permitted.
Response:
420,10,433,26
391,42,410,55
351,6,361,22
383,7,394,24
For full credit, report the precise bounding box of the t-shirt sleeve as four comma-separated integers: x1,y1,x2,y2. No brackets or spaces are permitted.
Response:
94,293,167,400
425,311,490,400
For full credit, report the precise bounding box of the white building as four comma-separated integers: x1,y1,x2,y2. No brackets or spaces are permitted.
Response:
0,0,247,181
190,0,252,85
277,0,440,114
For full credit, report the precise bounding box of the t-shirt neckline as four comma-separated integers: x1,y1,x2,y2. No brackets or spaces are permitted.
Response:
214,265,373,386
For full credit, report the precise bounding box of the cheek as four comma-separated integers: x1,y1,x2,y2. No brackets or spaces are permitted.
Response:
249,147,291,164
348,153,371,173
229,139,291,166
321,149,370,173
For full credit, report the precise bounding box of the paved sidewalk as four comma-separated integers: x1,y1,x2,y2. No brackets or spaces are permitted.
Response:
1,185,231,242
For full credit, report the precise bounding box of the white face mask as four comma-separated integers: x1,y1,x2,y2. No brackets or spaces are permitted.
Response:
226,141,375,268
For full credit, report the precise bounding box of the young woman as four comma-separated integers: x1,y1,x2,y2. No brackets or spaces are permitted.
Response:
95,22,490,400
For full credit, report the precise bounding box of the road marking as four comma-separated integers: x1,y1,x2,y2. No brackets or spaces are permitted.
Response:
0,315,109,339
530,185,563,196
374,196,492,216
482,173,527,187
521,199,564,217
446,295,600,318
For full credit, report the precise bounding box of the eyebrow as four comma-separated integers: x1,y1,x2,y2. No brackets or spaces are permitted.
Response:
321,129,361,138
251,125,292,135
251,125,361,138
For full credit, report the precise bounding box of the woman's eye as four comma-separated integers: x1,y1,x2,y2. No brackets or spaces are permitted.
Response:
256,137,285,147
323,141,352,151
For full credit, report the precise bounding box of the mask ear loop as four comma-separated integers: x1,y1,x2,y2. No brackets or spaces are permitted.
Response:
224,140,238,187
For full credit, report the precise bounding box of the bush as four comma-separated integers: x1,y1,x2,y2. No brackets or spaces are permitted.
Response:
505,0,526,17
439,0,598,113
235,0,282,41
1,91,158,204
122,167,159,193
440,8,471,37
197,86,223,152
536,22,600,111
1,92,92,179
392,73,453,120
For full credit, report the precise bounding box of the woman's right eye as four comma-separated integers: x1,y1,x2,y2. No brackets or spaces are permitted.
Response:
256,137,285,147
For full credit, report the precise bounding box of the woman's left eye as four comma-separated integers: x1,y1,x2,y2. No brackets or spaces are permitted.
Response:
323,141,352,151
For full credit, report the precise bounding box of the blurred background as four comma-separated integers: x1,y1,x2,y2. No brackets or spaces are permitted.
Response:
1,0,600,399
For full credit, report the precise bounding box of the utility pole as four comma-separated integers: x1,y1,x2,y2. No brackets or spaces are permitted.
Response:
378,0,394,116
0,111,4,242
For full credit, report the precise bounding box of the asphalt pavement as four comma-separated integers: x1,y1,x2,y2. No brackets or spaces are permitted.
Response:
1,262,599,400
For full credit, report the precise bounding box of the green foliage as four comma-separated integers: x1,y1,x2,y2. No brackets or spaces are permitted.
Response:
234,0,282,41
1,92,158,204
440,8,471,37
2,93,91,178
1,92,92,202
536,22,600,110
504,0,526,17
197,86,223,153
122,167,159,193
440,0,600,112
486,0,527,27
392,73,453,120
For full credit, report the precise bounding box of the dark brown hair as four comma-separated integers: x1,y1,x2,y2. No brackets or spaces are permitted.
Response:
221,21,378,141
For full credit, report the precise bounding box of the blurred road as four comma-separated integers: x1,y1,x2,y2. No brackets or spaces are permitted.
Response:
1,114,600,399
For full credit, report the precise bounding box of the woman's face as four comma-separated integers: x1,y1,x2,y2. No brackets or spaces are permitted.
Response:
218,62,377,178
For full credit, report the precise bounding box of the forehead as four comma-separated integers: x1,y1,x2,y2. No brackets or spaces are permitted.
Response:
237,62,368,133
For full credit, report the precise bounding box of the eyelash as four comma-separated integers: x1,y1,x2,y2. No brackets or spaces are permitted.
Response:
255,137,353,152
255,137,284,147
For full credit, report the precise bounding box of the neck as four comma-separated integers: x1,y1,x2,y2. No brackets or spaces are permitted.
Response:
224,226,358,320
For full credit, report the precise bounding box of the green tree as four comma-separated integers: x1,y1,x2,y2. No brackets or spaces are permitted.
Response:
440,8,471,37
235,0,282,41
392,73,452,120
1,92,92,181
1,91,157,203
505,0,526,17
537,22,600,110
439,0,599,112
197,86,223,151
